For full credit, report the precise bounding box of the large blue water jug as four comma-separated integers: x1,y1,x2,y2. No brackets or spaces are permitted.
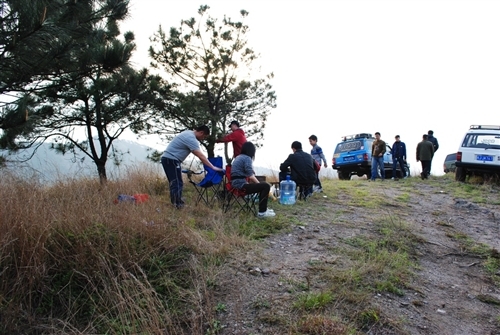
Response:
280,175,296,205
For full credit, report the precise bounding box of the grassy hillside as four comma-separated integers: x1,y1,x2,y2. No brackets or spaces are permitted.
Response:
1,170,499,334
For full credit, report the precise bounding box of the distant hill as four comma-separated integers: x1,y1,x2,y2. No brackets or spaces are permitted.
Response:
1,139,159,183
1,139,280,183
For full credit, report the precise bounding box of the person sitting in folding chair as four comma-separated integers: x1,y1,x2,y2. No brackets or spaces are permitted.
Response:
230,142,275,218
279,141,317,200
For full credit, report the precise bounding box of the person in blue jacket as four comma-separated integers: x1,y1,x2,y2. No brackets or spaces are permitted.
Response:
391,135,407,179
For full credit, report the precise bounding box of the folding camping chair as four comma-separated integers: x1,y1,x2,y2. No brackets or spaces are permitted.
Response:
183,156,224,206
222,165,258,216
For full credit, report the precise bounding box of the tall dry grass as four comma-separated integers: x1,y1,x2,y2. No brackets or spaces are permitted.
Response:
0,166,247,335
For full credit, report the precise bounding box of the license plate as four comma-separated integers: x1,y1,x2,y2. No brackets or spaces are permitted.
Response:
344,156,355,162
476,155,493,162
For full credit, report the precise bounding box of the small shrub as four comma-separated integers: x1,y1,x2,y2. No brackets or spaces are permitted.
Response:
297,315,349,335
294,292,333,310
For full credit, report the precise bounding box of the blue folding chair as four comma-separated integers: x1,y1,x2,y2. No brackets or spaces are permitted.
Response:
183,156,224,206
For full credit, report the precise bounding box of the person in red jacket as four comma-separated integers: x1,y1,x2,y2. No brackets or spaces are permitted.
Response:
216,120,247,158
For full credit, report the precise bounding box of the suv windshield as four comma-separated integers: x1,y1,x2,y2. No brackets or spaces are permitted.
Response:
334,140,371,154
461,133,500,149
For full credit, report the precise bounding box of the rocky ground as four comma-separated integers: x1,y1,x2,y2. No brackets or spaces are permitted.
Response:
214,177,500,335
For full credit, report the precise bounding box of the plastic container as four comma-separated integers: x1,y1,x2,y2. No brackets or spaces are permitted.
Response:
279,175,296,205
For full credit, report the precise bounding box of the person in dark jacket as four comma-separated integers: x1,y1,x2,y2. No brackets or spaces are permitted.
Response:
427,130,439,152
416,134,435,179
279,141,317,197
391,135,407,179
427,130,439,175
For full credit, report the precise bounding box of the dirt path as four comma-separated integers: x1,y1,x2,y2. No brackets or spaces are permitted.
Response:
214,178,500,335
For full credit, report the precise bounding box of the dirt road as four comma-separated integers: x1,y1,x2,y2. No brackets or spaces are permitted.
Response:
215,177,500,335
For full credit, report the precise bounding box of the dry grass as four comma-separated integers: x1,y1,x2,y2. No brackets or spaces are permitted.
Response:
0,168,252,335
5,169,497,334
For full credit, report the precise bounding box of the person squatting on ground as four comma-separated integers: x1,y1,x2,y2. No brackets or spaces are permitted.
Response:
371,132,386,181
230,142,275,218
416,134,434,179
216,120,247,158
279,141,317,198
391,135,407,179
309,134,328,192
161,125,224,209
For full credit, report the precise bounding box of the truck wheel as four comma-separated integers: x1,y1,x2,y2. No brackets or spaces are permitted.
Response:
455,167,466,182
338,171,351,180
404,165,410,178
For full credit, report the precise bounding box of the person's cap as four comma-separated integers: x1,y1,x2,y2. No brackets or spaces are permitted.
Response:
229,120,240,127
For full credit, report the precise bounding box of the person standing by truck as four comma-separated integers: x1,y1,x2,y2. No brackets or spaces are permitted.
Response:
371,132,386,181
391,135,407,179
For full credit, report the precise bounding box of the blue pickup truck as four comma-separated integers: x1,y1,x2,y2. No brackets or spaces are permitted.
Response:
331,133,410,180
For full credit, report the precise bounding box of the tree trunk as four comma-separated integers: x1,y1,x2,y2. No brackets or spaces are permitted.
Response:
96,160,107,184
207,141,215,158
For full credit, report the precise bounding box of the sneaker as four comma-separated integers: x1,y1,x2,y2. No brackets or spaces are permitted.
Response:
258,209,276,218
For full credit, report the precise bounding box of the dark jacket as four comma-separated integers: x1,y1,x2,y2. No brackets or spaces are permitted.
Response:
391,141,407,159
428,135,439,152
371,139,386,157
416,140,434,161
280,150,317,184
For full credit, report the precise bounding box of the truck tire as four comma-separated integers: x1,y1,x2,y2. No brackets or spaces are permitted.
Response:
338,170,351,180
404,165,410,178
455,167,466,182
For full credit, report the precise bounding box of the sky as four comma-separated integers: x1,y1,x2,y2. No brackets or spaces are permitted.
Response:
121,0,500,177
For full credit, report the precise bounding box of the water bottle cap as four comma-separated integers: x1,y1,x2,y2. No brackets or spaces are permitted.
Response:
286,175,290,181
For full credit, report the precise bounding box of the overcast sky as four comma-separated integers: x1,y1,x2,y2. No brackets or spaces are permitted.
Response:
121,0,499,176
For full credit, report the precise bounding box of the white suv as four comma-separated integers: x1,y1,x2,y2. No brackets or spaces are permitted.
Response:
455,125,500,181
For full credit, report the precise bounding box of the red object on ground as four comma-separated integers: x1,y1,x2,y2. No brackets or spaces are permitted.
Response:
133,194,149,203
